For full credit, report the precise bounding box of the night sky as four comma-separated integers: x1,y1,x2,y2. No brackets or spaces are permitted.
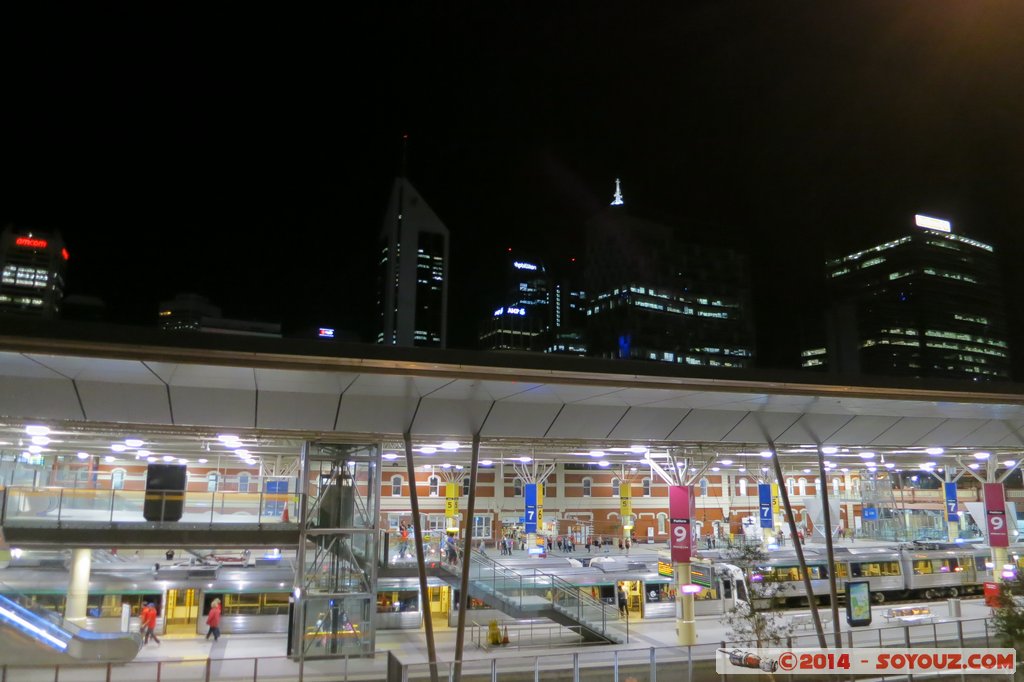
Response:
3,3,1024,373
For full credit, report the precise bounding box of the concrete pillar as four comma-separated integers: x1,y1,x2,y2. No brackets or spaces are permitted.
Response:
676,562,696,645
993,546,1009,583
66,548,92,623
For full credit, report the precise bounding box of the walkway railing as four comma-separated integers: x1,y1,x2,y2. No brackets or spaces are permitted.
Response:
0,486,302,528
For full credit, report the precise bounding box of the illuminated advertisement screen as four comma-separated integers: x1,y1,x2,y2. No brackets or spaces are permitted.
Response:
846,580,872,626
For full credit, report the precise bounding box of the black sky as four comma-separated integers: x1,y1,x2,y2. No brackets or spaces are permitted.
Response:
3,3,1024,372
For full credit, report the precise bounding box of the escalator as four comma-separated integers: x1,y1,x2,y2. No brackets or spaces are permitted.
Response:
0,593,142,665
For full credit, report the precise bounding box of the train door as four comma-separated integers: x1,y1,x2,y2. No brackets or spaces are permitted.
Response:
426,586,449,625
165,588,199,634
618,580,643,618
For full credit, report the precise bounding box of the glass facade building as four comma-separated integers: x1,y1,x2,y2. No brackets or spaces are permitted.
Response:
820,216,1010,380
0,227,68,318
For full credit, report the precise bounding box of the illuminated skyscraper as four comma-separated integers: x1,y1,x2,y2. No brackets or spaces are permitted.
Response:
0,226,68,318
479,251,550,352
815,214,1010,380
376,177,449,348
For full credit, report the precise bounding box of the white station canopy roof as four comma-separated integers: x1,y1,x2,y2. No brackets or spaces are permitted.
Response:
0,332,1023,449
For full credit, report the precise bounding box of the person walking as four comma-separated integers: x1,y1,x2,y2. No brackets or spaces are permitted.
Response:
205,598,222,641
141,602,160,645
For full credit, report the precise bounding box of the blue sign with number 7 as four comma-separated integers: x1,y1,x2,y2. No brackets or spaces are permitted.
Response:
758,484,773,529
945,482,958,521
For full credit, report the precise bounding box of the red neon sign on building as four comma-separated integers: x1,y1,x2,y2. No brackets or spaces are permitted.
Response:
15,236,48,249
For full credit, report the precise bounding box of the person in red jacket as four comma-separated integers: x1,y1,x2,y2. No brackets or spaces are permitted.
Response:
205,598,222,641
141,602,160,645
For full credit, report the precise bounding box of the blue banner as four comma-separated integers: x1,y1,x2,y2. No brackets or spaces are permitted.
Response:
945,482,958,521
524,483,537,533
758,484,773,528
863,505,878,521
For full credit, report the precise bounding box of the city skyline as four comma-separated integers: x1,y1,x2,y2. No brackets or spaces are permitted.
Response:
3,3,1024,374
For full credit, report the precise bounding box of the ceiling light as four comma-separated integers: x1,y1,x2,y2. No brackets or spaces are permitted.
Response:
969,463,981,470
821,446,838,455
178,458,188,465
25,425,50,436
419,447,437,454
104,455,115,463
76,452,89,460
720,459,733,466
840,468,849,472
711,467,721,472
111,443,127,452
245,458,257,466
137,449,151,457
27,445,42,454
738,467,746,472
598,461,610,467
519,456,532,463
31,436,50,446
440,441,460,450
441,463,451,469
760,451,772,458
234,449,250,457
455,465,463,470
802,469,811,474
198,458,208,464
630,446,648,453
382,453,399,461
589,451,605,458
480,460,493,466
218,435,240,444
630,466,638,472
163,455,175,462
147,456,157,463
1004,460,1016,467
974,452,990,460
761,467,769,472
885,463,895,469
859,452,876,459
125,439,145,448
925,447,944,455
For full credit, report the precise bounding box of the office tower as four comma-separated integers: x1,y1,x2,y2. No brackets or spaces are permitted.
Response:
819,214,1010,380
376,177,449,348
0,226,68,318
547,257,588,355
583,183,755,367
479,251,550,352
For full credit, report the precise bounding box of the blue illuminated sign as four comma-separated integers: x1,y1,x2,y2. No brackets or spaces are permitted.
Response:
524,483,537,533
758,484,773,529
863,506,878,521
945,482,958,521
317,328,335,338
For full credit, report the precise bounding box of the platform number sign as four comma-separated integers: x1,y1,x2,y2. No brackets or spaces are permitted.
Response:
669,486,695,563
524,483,538,534
944,482,958,522
985,482,1009,548
758,484,773,529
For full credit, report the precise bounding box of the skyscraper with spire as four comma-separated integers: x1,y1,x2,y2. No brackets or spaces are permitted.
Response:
376,175,450,348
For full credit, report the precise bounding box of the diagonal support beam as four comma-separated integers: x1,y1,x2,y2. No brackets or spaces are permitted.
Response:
404,431,439,682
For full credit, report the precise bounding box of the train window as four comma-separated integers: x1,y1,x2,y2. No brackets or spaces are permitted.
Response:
645,585,672,602
723,580,732,598
855,561,900,577
932,559,958,573
377,590,419,613
913,560,933,575
225,593,260,613
836,564,849,578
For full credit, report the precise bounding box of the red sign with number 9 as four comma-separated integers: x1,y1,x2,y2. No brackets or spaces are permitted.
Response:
985,482,1008,548
669,486,695,562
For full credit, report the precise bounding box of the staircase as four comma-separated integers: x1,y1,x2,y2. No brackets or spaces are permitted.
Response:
433,551,624,644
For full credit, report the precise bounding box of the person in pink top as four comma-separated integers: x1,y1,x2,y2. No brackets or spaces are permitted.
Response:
205,598,222,641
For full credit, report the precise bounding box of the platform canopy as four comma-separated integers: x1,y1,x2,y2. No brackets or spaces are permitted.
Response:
1,327,1023,469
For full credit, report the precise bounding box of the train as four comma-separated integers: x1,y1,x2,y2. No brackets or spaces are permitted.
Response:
701,541,1004,606
0,541,1011,641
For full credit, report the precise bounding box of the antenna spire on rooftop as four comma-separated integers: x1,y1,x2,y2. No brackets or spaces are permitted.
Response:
611,178,624,206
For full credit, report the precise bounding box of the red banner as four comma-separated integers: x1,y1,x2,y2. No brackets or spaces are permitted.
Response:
669,485,695,563
984,482,1009,548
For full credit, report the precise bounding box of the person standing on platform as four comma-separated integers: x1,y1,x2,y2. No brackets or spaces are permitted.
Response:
205,598,222,641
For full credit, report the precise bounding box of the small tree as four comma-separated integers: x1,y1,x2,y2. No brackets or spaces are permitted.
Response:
721,542,792,648
991,581,1024,662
